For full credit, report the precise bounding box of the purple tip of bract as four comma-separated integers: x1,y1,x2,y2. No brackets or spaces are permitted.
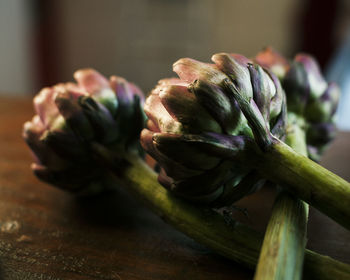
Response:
247,64,271,120
295,54,320,75
173,57,226,85
110,75,134,104
322,82,340,116
211,53,253,97
74,68,110,95
229,53,252,67
295,54,328,93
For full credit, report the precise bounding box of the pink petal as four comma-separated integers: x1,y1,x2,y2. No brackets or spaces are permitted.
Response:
144,84,183,133
229,53,253,66
34,87,60,127
173,58,226,84
147,119,160,132
23,115,45,139
158,78,188,87
64,82,88,99
74,68,110,95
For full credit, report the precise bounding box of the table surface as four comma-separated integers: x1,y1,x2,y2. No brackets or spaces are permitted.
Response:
0,97,349,280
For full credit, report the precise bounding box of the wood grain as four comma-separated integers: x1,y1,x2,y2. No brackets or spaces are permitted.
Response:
0,97,348,279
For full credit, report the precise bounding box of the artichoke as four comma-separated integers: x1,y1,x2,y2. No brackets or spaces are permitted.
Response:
141,53,286,207
23,69,146,195
256,47,339,161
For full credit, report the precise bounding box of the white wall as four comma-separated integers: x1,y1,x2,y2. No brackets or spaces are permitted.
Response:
0,0,35,96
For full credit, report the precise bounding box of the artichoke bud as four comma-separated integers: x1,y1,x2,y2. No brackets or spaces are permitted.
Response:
23,68,146,195
255,48,340,161
214,53,286,148
141,53,286,207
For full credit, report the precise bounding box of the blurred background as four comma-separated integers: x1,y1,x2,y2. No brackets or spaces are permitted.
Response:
0,0,349,128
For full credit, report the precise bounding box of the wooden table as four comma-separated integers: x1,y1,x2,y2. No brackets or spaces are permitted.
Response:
0,97,349,279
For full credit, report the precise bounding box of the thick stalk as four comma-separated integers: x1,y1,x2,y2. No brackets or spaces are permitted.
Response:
254,135,350,230
254,113,309,280
113,155,350,279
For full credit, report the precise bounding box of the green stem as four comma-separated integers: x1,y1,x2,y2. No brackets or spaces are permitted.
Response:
114,155,350,279
254,114,309,280
254,134,350,230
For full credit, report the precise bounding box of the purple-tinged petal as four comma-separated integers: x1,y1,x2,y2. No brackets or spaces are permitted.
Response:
110,75,134,104
23,118,66,169
173,58,227,85
189,79,242,135
158,78,188,87
267,70,284,119
211,53,253,98
159,84,222,133
74,68,110,94
23,116,48,164
74,69,118,113
63,82,87,98
322,82,340,116
247,64,272,121
295,54,328,99
54,91,95,141
144,85,183,133
34,87,60,128
229,53,252,66
147,119,160,132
